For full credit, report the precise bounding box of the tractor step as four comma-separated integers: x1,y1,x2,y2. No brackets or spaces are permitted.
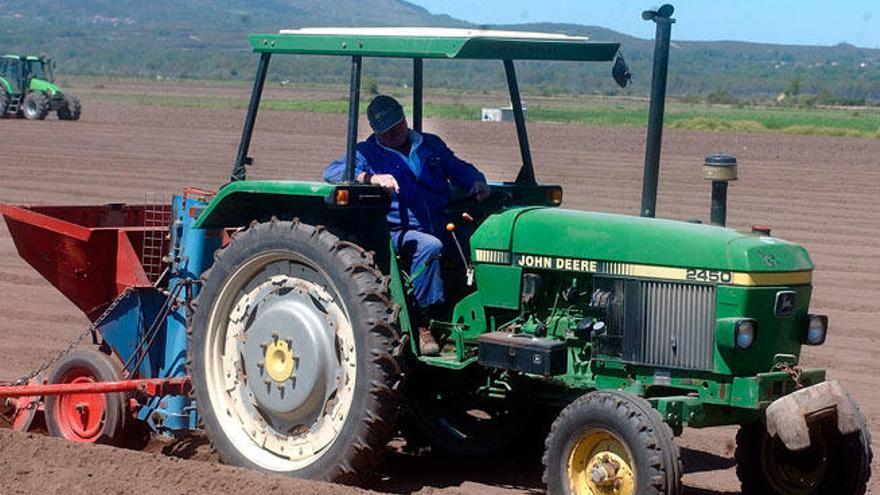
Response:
5,94,21,115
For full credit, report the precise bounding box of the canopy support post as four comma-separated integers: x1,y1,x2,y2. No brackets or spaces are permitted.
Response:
230,52,271,182
413,58,423,132
344,55,363,183
504,59,536,185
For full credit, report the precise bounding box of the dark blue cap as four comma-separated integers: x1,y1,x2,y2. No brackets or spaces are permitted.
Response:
367,95,405,133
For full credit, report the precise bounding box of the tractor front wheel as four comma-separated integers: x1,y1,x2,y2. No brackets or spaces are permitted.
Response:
189,219,403,484
44,349,127,445
543,390,682,495
735,417,872,495
58,94,81,121
22,92,49,120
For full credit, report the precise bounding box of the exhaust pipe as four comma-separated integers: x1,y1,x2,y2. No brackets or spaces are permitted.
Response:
640,4,675,218
703,154,737,226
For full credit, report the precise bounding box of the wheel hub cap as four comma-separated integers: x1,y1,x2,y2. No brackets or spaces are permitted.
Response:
240,279,341,427
568,430,635,495
57,375,106,441
264,339,296,383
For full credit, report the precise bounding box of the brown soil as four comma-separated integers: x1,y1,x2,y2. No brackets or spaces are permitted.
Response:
0,81,878,494
0,429,379,495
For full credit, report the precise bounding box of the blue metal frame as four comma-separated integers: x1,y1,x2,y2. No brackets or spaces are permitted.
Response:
95,193,221,433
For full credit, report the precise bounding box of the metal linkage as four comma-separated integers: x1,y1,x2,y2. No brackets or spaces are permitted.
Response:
0,377,191,398
5,287,135,386
774,362,805,389
122,282,186,377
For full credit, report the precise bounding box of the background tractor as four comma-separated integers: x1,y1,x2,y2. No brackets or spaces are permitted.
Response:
0,54,81,120
0,5,872,495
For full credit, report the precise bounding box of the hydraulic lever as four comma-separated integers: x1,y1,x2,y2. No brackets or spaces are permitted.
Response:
446,218,474,286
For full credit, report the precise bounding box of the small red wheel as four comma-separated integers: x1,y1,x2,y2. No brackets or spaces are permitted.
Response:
45,349,126,445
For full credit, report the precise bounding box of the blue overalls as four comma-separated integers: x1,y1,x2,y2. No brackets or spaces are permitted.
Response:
323,131,485,309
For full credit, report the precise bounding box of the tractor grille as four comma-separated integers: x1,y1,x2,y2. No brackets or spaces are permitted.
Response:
635,281,716,370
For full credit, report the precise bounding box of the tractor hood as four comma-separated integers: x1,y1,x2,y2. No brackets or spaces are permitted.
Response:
472,207,813,274
29,78,60,96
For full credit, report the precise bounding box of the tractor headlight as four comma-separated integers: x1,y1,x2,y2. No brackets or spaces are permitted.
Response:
735,319,757,349
804,314,828,346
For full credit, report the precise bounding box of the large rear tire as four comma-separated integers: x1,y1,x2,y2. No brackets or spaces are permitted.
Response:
735,415,872,495
543,390,682,495
0,91,8,117
189,219,403,484
22,91,49,120
44,348,127,445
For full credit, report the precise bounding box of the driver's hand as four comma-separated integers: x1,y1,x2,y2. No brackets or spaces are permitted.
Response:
470,181,490,202
370,174,399,193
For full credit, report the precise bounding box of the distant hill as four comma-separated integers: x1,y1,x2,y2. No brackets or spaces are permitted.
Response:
1,0,877,102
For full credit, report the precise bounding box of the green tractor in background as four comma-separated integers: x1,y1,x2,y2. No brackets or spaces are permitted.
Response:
0,54,81,120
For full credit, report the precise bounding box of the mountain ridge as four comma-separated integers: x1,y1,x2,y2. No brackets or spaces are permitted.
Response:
1,0,877,101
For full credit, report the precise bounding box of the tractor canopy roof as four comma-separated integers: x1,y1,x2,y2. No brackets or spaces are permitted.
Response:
2,55,44,61
248,27,619,61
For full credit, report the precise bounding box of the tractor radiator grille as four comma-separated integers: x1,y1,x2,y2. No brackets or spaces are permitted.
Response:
636,282,716,370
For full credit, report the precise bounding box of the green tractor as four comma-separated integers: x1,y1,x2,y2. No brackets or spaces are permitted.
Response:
186,6,871,495
0,54,81,120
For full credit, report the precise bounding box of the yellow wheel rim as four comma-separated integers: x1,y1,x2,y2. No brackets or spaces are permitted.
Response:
567,430,636,495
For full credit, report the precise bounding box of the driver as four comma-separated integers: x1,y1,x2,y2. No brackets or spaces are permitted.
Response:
323,95,488,355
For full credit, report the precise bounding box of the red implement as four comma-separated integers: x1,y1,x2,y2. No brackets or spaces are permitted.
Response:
0,377,191,398
3,374,45,432
0,203,170,320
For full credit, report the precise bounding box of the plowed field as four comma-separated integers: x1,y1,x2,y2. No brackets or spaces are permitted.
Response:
1,82,878,494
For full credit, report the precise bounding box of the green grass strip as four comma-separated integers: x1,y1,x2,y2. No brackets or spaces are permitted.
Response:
95,93,879,139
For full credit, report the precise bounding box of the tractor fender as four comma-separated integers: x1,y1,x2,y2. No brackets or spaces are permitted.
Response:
765,380,862,451
0,76,12,94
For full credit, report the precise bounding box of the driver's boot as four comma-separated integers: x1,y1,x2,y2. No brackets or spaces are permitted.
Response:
418,327,440,355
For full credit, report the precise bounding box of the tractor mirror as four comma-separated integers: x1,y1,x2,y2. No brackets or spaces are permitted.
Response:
612,55,632,88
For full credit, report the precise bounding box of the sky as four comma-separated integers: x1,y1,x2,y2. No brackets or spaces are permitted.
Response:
409,1,880,48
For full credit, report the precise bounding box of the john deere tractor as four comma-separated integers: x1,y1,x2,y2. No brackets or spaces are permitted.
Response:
180,8,872,494
0,54,81,120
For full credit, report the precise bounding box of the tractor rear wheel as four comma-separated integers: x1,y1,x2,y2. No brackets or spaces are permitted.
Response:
22,91,49,120
735,416,872,495
44,348,127,445
543,390,682,495
189,219,403,484
0,91,8,117
58,94,81,121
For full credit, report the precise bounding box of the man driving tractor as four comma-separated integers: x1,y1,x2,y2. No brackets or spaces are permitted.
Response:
324,95,488,355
